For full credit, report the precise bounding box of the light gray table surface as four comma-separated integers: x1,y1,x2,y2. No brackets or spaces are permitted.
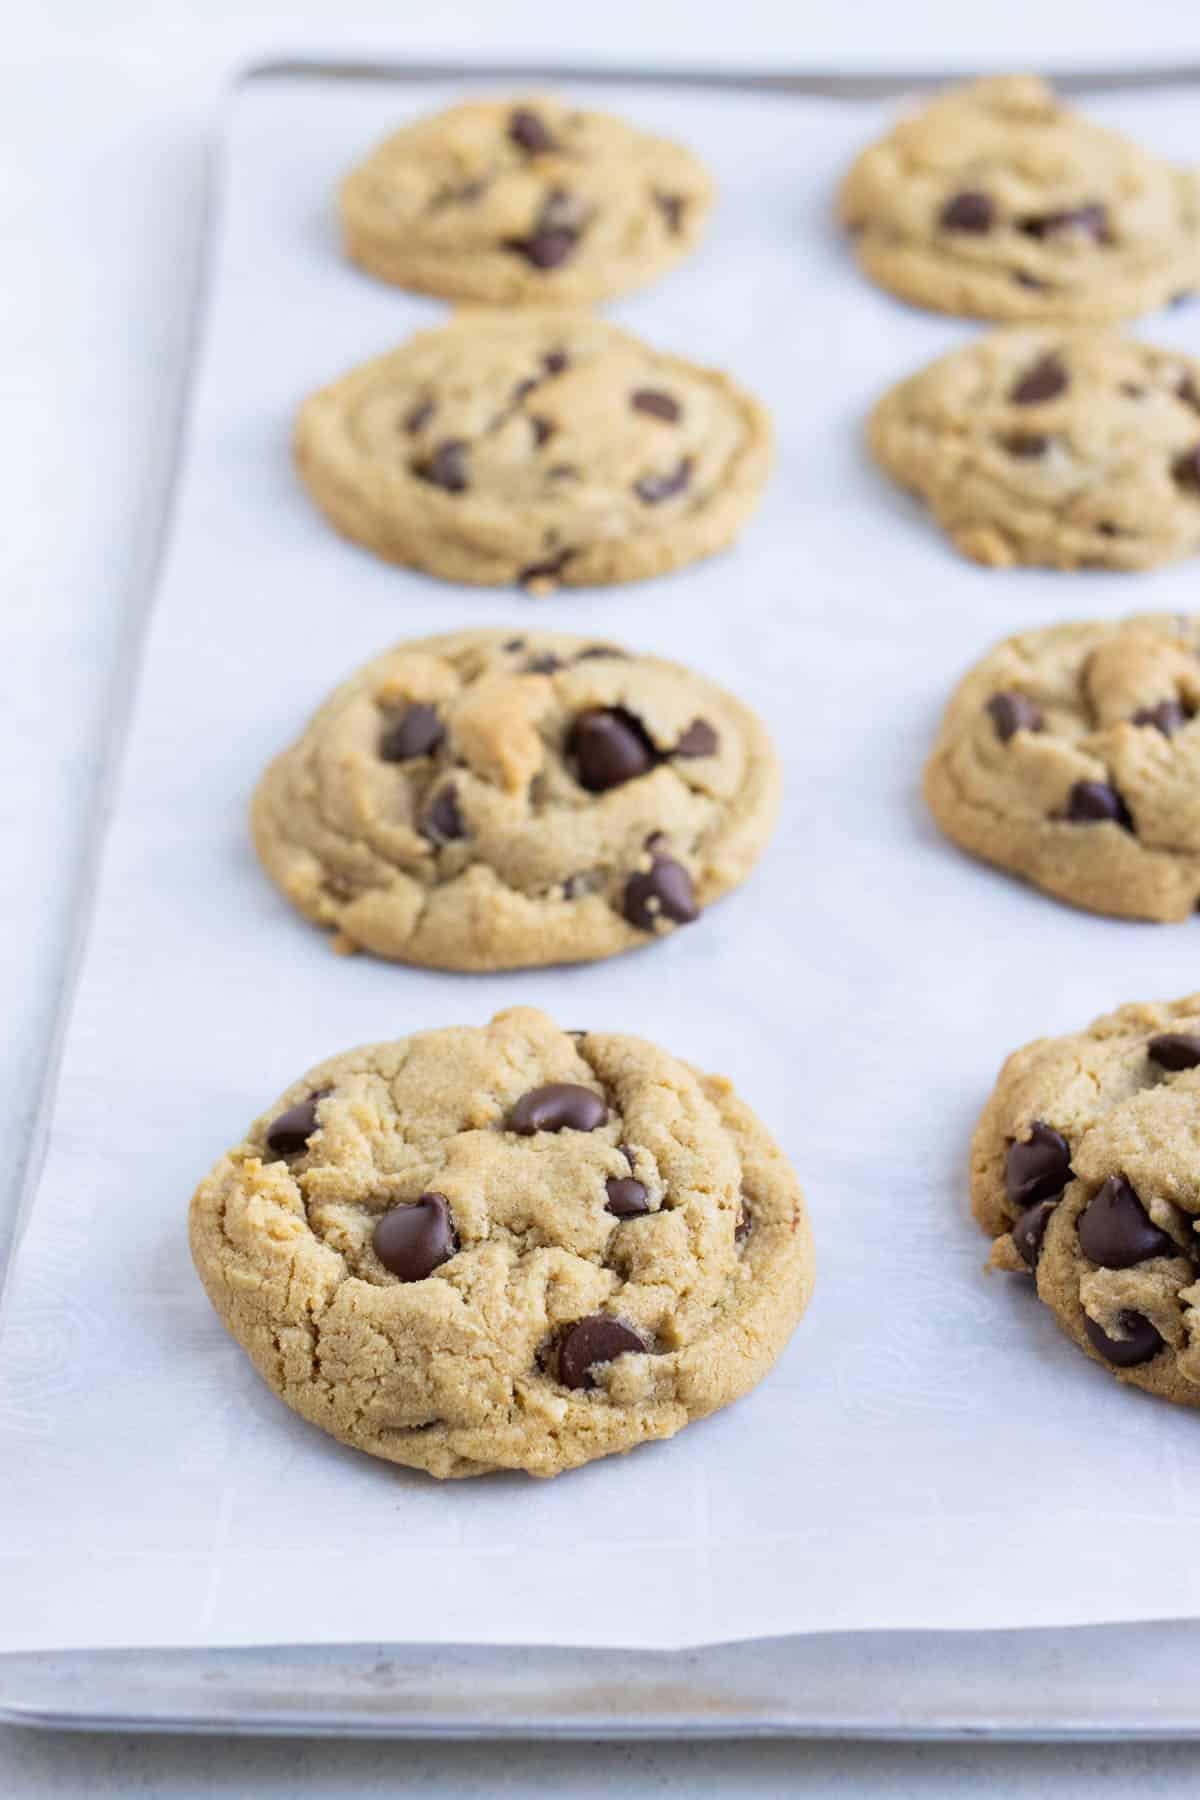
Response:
7,2,1200,1792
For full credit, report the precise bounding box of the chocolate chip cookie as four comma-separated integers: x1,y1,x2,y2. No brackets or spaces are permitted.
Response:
188,1006,814,1478
925,613,1200,921
972,994,1200,1408
839,75,1200,322
294,311,772,589
252,627,780,970
869,328,1200,570
340,95,712,305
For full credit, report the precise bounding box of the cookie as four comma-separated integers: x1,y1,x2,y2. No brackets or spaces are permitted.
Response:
294,310,772,589
869,328,1200,570
252,627,780,970
971,994,1200,1408
925,613,1200,921
188,1006,814,1479
839,75,1200,322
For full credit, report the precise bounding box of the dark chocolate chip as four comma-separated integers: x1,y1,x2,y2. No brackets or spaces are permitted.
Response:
1020,203,1109,241
634,457,692,504
1148,1032,1200,1072
1173,446,1200,492
417,439,469,493
623,855,699,931
654,191,685,233
1001,431,1050,458
605,1176,650,1218
1078,1175,1175,1269
631,389,681,422
939,190,994,232
405,398,435,433
509,1082,608,1135
1064,780,1133,830
987,691,1044,742
510,226,577,268
265,1092,327,1158
1013,271,1052,290
524,652,563,675
1011,354,1068,405
557,1315,645,1390
373,1193,457,1281
574,646,629,662
1083,1310,1164,1368
517,549,573,588
530,414,555,446
508,107,556,153
503,637,526,651
379,703,444,762
1006,1122,1072,1209
673,718,720,758
421,784,465,845
735,1199,752,1245
543,350,568,376
1012,1198,1058,1269
568,708,656,791
1132,700,1189,736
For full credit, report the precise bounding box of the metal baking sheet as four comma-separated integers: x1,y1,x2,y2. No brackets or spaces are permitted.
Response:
5,52,1200,1740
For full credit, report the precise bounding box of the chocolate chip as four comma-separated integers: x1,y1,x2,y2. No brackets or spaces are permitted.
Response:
987,691,1044,742
1064,780,1133,830
524,652,563,675
557,1315,645,1390
1148,1032,1200,1071
530,415,555,446
654,191,685,233
509,1082,608,1135
1001,431,1050,458
735,1199,752,1245
1011,355,1068,405
634,457,692,504
418,439,469,492
1172,446,1200,492
373,1193,457,1281
1006,1123,1072,1209
517,549,573,588
265,1093,327,1158
1013,271,1052,291
1178,375,1200,414
673,718,719,757
512,226,577,268
623,855,699,931
1020,203,1109,241
631,389,681,423
379,703,444,762
1077,1175,1175,1269
1012,1199,1057,1269
405,398,435,433
543,350,568,376
568,708,656,791
421,784,465,845
508,108,556,153
574,646,629,662
1132,700,1189,736
503,637,526,651
939,190,994,232
1083,1310,1163,1368
605,1176,649,1218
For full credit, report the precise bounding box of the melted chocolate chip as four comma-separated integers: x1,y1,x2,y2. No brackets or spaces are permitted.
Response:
574,646,629,662
373,1193,457,1281
1132,700,1189,736
1001,431,1050,459
1173,446,1200,492
405,398,435,433
507,193,580,269
623,855,699,931
631,389,681,422
1084,1310,1164,1368
543,350,568,376
508,108,556,153
1020,203,1109,241
569,708,656,791
1148,1032,1200,1072
987,691,1044,742
1006,1123,1072,1209
418,439,469,492
379,703,444,762
1064,780,1133,830
530,414,555,446
1012,1199,1058,1269
605,1176,650,1218
634,457,692,504
421,785,465,845
939,190,994,232
557,1315,645,1390
654,191,685,233
265,1093,327,1158
509,1082,608,1135
517,549,573,588
1078,1175,1175,1270
673,718,719,757
1011,355,1068,405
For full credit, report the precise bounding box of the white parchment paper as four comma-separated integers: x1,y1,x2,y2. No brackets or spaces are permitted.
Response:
3,70,1200,1654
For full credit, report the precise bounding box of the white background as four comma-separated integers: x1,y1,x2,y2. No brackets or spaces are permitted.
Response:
6,1,1200,1794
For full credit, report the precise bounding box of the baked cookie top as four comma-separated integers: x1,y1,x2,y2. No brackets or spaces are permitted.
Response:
339,95,712,305
839,75,1200,322
188,1006,814,1478
294,310,773,590
971,994,1200,1408
924,614,1200,922
869,328,1200,570
252,627,781,971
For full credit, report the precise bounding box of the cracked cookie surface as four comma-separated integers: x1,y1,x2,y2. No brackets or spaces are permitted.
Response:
339,95,712,306
188,1006,814,1478
869,328,1200,570
839,75,1200,322
971,994,1200,1408
293,310,773,589
252,627,781,970
925,613,1200,921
